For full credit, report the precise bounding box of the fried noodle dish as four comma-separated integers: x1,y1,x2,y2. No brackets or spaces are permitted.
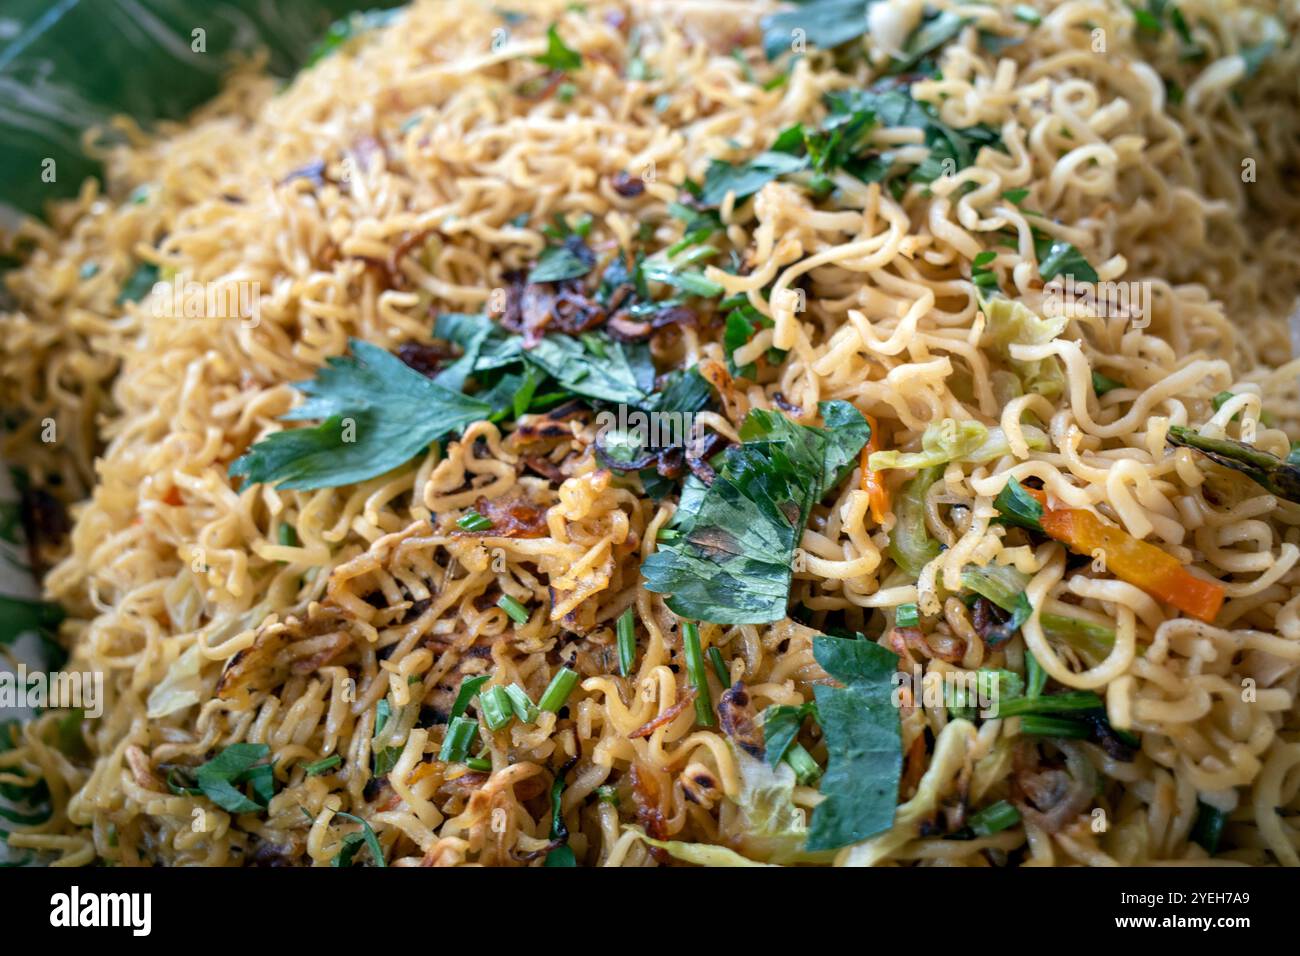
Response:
3,0,1300,867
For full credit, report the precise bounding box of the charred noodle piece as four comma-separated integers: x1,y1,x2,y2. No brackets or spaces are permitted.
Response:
1167,424,1300,503
1015,483,1225,623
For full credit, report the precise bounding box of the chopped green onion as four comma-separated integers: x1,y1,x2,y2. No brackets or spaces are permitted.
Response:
438,715,479,762
1025,649,1046,698
968,800,1021,836
784,742,822,785
373,698,391,737
1017,714,1091,738
505,683,539,724
277,522,298,547
457,510,493,532
1092,371,1124,396
707,646,730,687
996,690,1102,718
539,667,579,713
640,265,724,298
497,595,530,624
896,602,920,628
332,810,386,867
596,785,619,806
302,755,342,776
617,608,637,677
1040,613,1116,666
681,622,715,727
1190,800,1226,854
543,772,577,867
450,674,490,719
1012,4,1041,25
479,685,515,731
1211,390,1276,426
466,755,492,772
992,476,1045,533
372,745,400,777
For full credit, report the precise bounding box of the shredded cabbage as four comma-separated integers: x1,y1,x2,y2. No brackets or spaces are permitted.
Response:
732,749,835,864
982,297,1068,398
146,644,204,719
888,465,944,578
869,418,1048,471
625,827,775,866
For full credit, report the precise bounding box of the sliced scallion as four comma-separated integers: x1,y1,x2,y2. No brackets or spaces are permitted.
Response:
497,595,530,625
539,667,579,713
682,622,715,727
479,685,514,731
707,646,730,687
504,683,539,724
896,602,920,627
617,608,637,677
450,674,490,719
968,800,1021,836
438,715,479,762
784,742,821,785
456,510,493,532
1025,649,1046,699
302,755,341,776
1017,714,1091,738
997,690,1102,718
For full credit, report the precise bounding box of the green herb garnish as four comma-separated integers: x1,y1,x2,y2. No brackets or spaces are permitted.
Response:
116,262,159,305
307,8,402,66
229,339,492,490
332,810,387,867
1189,800,1226,854
169,742,276,814
534,24,582,72
1092,371,1124,395
1036,237,1099,283
759,0,872,61
805,635,903,850
762,700,817,769
642,402,870,624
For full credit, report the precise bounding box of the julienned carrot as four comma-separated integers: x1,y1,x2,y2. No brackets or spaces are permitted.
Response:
860,414,890,524
1024,487,1225,623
